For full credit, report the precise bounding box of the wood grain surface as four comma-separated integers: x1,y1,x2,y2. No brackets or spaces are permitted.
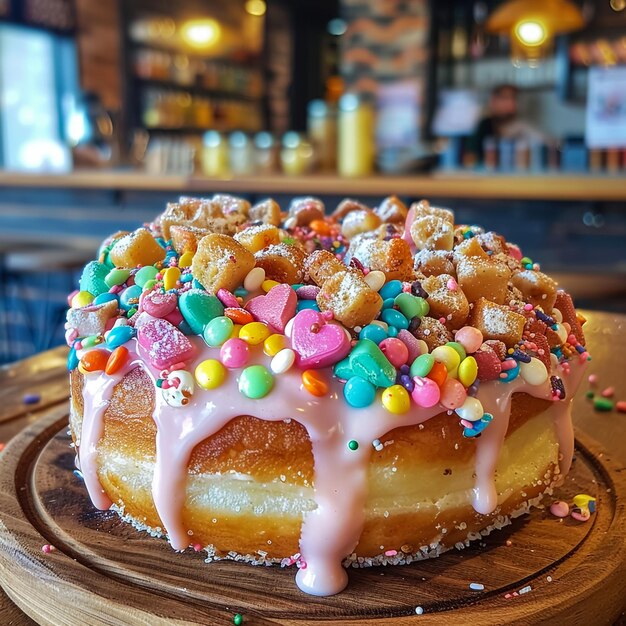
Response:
0,311,625,625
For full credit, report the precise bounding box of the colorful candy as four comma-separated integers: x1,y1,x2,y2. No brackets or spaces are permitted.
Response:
239,322,271,346
178,251,194,268
203,316,234,347
271,348,296,374
359,323,387,345
440,378,467,410
105,346,129,375
134,265,159,288
394,293,428,319
381,308,409,330
195,359,226,390
363,270,385,292
302,370,329,396
379,280,403,300
343,376,376,408
142,291,178,318
264,333,288,357
458,356,478,387
378,338,409,368
245,283,297,334
455,396,483,422
431,345,461,373
79,349,109,373
454,326,483,354
239,365,274,398
104,268,130,288
162,266,181,291
179,290,224,335
411,376,440,408
410,353,434,378
243,267,266,292
382,384,411,414
137,318,196,369
220,339,250,369
519,358,548,386
71,291,94,309
349,339,396,387
427,361,448,387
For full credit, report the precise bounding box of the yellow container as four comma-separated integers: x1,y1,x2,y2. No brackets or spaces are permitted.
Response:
201,131,229,177
280,132,315,176
338,94,375,177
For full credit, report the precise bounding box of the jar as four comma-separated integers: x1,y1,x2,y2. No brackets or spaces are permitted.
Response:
337,94,375,177
254,132,278,174
201,130,229,177
307,99,337,171
229,131,254,175
280,132,315,176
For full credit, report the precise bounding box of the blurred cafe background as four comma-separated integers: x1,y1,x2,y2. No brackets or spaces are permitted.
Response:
0,0,625,363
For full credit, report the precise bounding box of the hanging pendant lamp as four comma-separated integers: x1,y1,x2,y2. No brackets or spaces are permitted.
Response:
486,0,585,63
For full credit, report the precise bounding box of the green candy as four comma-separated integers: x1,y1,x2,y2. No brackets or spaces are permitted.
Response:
410,353,435,378
203,316,233,347
349,339,396,388
135,265,159,288
143,279,157,291
445,341,466,362
105,268,131,288
594,397,614,412
394,292,427,319
179,289,224,335
333,357,355,380
79,260,109,296
239,365,274,399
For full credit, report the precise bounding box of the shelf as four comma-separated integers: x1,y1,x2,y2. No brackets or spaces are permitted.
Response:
129,41,262,67
0,171,625,202
136,77,263,101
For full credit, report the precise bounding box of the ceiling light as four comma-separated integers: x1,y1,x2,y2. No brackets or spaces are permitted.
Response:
327,18,347,36
180,19,221,48
245,0,266,17
515,21,546,46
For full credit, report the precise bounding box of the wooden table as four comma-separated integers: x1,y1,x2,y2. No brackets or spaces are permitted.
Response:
0,311,625,624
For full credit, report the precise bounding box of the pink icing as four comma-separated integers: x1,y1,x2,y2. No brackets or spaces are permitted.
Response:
76,336,585,597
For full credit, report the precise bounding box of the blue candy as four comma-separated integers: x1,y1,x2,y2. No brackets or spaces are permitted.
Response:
379,280,403,300
387,326,399,338
105,325,136,349
463,413,493,438
67,346,79,371
297,300,320,312
119,285,143,311
343,376,376,408
93,292,119,306
381,308,409,330
500,358,520,383
359,323,387,345
381,297,396,310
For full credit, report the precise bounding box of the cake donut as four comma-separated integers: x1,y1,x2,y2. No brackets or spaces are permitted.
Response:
66,195,589,596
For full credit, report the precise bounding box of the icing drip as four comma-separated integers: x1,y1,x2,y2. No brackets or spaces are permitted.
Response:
77,336,586,596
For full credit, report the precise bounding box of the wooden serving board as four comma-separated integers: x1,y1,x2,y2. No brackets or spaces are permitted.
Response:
0,403,625,626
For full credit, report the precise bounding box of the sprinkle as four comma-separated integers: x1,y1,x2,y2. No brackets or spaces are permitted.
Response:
469,582,485,591
348,440,359,451
233,614,243,626
505,539,512,547
547,576,553,582
446,278,458,291
42,544,55,554
601,386,615,398
23,393,41,405
588,374,598,385
616,401,626,413
415,607,424,615
193,544,202,552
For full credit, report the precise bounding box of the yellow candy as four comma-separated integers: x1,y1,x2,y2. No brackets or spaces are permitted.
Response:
382,384,410,414
431,345,461,373
239,322,271,346
179,251,194,268
163,266,181,291
458,356,478,387
194,359,226,390
264,333,288,356
573,494,595,509
72,290,94,309
230,324,242,339
262,279,280,293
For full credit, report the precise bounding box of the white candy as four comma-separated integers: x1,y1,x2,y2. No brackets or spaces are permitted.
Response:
284,216,297,229
271,348,296,374
416,339,429,356
364,270,386,292
455,396,483,422
243,267,266,292
550,353,559,369
519,357,549,386
161,369,195,408
284,317,295,338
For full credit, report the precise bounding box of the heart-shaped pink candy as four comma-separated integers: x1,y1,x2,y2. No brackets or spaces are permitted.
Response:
290,309,351,369
245,283,296,333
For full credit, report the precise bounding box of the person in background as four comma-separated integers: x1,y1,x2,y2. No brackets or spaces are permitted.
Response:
469,83,546,164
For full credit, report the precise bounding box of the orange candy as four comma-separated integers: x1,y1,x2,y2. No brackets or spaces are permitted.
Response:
79,349,109,373
105,346,129,375
309,219,331,236
302,369,329,397
427,361,448,387
224,307,254,325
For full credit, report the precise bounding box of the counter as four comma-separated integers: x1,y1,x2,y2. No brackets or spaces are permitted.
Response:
0,170,625,201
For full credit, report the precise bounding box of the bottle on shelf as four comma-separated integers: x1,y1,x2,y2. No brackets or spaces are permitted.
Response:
337,94,375,177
